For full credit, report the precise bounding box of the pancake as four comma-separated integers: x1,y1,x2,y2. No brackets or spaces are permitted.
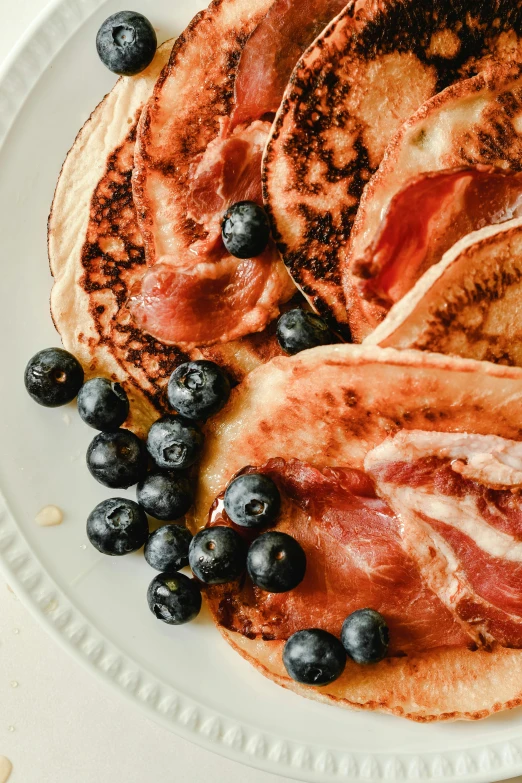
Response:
131,0,348,349
48,41,292,437
263,0,522,335
365,218,522,365
133,0,274,266
347,62,522,339
195,345,522,720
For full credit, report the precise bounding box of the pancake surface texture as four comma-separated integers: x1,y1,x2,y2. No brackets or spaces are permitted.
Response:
264,0,522,333
49,42,289,436
132,0,300,348
195,345,522,720
366,219,522,364
347,62,522,337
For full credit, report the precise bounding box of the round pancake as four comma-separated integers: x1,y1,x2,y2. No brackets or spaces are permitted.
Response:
347,62,522,339
133,0,274,266
48,41,291,437
263,0,522,334
195,344,522,720
366,218,522,365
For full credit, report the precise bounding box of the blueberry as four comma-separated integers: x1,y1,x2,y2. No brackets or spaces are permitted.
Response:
24,347,84,407
276,309,334,355
224,473,280,528
283,629,346,686
96,11,157,76
86,429,148,488
341,608,389,664
145,524,193,571
77,377,129,431
247,531,306,593
221,201,271,259
146,415,203,470
167,361,231,420
147,572,202,625
188,526,247,585
87,497,148,556
137,470,193,520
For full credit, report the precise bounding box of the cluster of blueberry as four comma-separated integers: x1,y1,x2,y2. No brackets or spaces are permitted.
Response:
24,337,385,687
23,348,230,609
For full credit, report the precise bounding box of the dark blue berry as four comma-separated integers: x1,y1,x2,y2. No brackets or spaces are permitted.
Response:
146,415,203,470
276,309,334,355
147,572,202,625
137,470,193,521
341,609,389,664
224,473,280,528
24,347,84,407
86,429,148,488
167,361,231,421
96,11,157,76
77,377,129,431
87,497,148,556
145,525,193,571
283,629,346,686
188,526,246,585
221,201,271,259
247,531,306,592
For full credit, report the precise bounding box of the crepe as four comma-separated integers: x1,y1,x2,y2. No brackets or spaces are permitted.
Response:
195,345,522,720
365,219,522,365
48,41,290,437
263,0,522,335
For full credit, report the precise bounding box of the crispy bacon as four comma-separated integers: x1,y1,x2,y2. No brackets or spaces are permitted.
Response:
366,432,522,648
352,167,522,308
205,458,469,653
231,0,347,127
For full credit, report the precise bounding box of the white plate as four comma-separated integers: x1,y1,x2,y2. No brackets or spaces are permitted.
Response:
1,1,522,781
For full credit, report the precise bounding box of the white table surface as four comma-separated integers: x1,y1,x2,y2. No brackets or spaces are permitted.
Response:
1,3,522,783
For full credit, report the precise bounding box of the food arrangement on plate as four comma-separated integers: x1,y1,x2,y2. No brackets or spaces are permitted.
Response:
25,0,522,723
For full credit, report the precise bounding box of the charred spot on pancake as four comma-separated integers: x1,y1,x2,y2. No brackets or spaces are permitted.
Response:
343,389,359,407
80,117,188,412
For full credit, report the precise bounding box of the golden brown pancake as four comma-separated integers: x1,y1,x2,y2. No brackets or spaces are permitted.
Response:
133,0,274,266
347,62,522,339
263,0,522,336
195,345,522,720
365,218,522,365
48,42,293,436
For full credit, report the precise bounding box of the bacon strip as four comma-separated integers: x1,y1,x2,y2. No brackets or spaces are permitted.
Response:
131,0,347,347
130,122,294,348
129,250,290,349
231,0,347,127
366,432,522,648
205,459,469,653
352,167,522,308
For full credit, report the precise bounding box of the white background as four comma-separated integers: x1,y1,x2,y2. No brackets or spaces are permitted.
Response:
1,3,522,783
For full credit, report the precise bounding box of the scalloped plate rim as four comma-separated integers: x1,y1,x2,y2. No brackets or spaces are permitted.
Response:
1,1,522,781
